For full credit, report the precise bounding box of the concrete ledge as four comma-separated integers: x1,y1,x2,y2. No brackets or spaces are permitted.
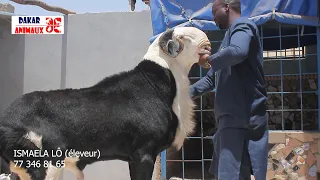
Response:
267,131,320,179
269,131,320,144
0,3,14,13
0,2,15,19
0,11,16,21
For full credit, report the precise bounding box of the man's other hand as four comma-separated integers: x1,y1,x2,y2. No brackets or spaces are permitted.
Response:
198,49,211,69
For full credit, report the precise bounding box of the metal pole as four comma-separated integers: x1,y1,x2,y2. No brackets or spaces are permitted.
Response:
160,150,166,180
317,0,320,131
317,26,320,131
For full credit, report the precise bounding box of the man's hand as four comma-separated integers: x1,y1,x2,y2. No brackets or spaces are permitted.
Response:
198,49,211,69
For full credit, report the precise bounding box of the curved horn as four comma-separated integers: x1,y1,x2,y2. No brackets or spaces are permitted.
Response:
158,29,184,58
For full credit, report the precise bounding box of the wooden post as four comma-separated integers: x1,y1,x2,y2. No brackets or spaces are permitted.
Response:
154,155,161,180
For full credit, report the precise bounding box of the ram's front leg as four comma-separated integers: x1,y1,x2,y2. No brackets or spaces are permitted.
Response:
129,153,156,180
64,158,84,180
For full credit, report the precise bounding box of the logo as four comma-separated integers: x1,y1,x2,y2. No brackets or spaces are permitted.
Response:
11,16,64,34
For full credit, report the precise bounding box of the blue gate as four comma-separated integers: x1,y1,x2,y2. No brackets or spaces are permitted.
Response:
149,0,320,179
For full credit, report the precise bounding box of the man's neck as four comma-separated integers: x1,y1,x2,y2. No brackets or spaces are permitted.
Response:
227,12,241,28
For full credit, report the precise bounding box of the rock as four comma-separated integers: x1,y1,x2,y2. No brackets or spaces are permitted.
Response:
0,3,14,13
289,172,299,179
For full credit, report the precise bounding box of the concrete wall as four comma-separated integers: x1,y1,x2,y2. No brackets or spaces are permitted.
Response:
23,34,63,93
0,18,24,113
62,11,154,180
65,12,152,88
0,10,155,180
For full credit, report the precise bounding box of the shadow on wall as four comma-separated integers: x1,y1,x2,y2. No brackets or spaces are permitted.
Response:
0,18,25,113
0,17,25,178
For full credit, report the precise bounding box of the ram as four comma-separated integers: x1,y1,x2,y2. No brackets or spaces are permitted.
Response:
0,27,211,180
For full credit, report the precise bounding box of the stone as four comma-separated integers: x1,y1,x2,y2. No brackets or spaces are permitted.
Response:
0,3,14,13
306,151,316,167
297,164,307,177
316,155,320,171
287,133,314,143
293,147,305,155
270,151,277,156
280,159,291,169
276,144,286,150
268,86,277,92
308,176,317,180
275,151,285,160
302,143,311,151
282,146,294,157
308,164,317,177
274,174,285,180
311,142,318,153
297,156,306,165
298,176,307,180
267,170,275,179
288,113,294,121
289,172,299,179
288,138,303,147
286,138,290,146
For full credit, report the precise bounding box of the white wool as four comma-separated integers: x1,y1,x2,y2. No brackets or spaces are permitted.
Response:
143,27,210,149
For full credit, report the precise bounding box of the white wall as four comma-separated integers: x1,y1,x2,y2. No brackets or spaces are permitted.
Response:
0,18,24,113
61,11,154,180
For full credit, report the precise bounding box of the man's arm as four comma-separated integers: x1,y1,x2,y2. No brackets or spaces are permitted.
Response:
189,68,215,100
208,22,254,72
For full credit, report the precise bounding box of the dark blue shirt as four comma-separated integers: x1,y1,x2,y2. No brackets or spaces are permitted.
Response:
190,17,268,139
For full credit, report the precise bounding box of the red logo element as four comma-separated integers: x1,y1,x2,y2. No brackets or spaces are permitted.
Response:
45,17,62,33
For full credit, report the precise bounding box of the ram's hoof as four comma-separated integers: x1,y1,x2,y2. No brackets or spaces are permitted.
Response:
0,174,11,180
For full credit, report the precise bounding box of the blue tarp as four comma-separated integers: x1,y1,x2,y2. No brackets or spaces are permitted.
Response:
149,0,319,46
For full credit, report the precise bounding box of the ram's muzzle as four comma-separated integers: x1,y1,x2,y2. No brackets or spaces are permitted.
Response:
198,40,212,68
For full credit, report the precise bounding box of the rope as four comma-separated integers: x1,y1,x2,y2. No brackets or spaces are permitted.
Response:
10,0,76,15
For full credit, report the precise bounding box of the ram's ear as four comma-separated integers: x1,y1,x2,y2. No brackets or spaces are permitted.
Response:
158,29,184,58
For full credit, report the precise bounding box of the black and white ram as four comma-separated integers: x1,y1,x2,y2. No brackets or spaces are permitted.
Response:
0,27,211,180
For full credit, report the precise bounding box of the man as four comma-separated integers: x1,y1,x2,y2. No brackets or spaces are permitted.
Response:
189,0,268,179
